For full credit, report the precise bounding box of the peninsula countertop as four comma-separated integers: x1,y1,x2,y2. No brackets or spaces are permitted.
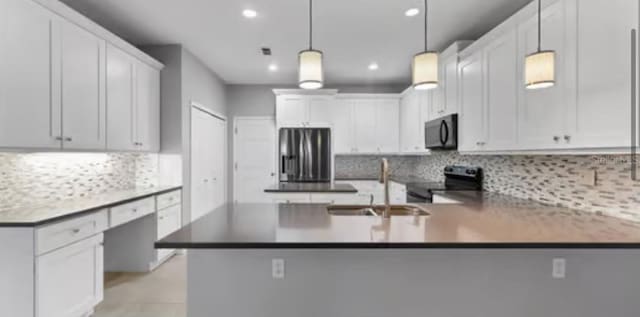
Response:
156,191,640,249
264,182,357,193
0,185,183,227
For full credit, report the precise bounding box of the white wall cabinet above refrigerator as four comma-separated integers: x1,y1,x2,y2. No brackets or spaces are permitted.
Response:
275,91,401,155
458,0,638,154
0,0,162,152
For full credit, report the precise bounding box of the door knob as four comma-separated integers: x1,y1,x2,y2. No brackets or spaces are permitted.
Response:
270,173,276,177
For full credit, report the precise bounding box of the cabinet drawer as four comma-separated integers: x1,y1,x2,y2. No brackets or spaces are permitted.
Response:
268,193,311,204
156,189,181,210
109,197,155,228
36,210,108,255
157,204,181,239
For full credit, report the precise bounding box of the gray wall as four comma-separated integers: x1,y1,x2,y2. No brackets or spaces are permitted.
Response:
225,84,407,201
143,44,228,223
190,249,640,317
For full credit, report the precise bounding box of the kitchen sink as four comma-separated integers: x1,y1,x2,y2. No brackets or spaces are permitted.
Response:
326,205,430,217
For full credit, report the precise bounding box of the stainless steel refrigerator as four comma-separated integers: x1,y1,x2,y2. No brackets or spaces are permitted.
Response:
279,128,331,182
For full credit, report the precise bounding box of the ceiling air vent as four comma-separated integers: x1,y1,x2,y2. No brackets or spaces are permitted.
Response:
261,47,272,56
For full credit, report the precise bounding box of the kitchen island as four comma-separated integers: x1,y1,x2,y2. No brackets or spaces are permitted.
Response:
157,192,640,317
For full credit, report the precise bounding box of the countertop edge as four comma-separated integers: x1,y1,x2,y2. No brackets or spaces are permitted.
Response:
0,185,183,228
155,242,640,250
264,189,358,193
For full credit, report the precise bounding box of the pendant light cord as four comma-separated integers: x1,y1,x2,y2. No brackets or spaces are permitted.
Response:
537,0,542,52
309,0,313,50
424,0,428,52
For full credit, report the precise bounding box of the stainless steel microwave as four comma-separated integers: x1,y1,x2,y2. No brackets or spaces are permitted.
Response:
425,114,458,150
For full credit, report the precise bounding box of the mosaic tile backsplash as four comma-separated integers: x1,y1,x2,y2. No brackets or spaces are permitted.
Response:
0,153,159,212
335,152,640,222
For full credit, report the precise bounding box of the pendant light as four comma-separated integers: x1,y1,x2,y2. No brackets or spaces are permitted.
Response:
298,0,323,89
412,0,438,90
525,0,555,89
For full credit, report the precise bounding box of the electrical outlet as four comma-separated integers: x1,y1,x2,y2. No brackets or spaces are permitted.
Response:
578,169,597,186
552,258,566,279
272,259,285,279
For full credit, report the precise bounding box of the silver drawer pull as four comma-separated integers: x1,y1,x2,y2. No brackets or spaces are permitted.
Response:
71,228,81,234
132,208,138,213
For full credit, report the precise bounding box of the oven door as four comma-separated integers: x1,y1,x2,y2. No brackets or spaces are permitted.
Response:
424,114,457,150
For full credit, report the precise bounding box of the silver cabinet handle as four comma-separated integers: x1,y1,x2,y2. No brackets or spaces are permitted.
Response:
71,228,80,234
64,137,72,142
55,136,63,141
132,208,138,213
564,135,571,142
553,136,560,142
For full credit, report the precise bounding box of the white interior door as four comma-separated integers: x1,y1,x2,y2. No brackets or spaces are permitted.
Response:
233,117,277,203
190,106,226,222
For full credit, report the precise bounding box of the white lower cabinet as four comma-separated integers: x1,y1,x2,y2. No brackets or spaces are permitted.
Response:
36,234,103,317
157,204,181,262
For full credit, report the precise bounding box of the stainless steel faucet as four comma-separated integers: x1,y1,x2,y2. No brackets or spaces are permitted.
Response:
379,158,391,218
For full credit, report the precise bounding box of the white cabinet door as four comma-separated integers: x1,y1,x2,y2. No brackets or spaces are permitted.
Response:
327,99,353,154
306,96,333,126
375,99,400,153
399,92,418,152
570,0,637,149
517,0,571,150
276,96,308,127
352,99,378,153
458,52,486,152
442,54,459,117
0,0,61,149
484,28,518,151
36,234,103,317
60,20,106,150
135,62,161,152
106,44,137,151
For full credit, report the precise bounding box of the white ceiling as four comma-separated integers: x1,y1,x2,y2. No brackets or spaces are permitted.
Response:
60,0,531,86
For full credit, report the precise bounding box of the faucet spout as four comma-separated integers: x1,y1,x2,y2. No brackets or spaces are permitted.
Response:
379,158,391,218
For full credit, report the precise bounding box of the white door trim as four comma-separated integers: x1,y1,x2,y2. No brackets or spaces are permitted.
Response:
232,116,277,203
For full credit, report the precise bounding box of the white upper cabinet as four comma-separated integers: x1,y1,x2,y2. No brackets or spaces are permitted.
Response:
399,89,430,154
60,20,107,150
483,27,518,151
431,41,472,120
107,45,137,151
107,45,161,152
326,99,353,154
516,0,573,150
0,0,162,152
375,98,400,153
306,96,334,126
276,96,308,127
135,62,161,152
458,51,486,152
570,0,637,149
351,99,379,153
0,0,61,149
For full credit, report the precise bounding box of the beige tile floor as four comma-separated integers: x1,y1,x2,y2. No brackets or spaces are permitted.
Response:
93,255,186,317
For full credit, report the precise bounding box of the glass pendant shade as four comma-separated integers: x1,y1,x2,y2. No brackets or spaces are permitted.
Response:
412,51,439,90
525,50,555,90
298,50,323,89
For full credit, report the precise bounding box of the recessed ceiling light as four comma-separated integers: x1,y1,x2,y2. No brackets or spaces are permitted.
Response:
268,64,278,72
242,9,258,18
368,62,379,71
405,8,420,17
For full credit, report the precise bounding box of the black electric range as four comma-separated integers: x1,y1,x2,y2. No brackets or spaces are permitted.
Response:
405,166,483,203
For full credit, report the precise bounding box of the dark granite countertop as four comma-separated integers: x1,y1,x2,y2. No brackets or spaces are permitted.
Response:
156,191,640,249
265,183,357,193
0,185,183,227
